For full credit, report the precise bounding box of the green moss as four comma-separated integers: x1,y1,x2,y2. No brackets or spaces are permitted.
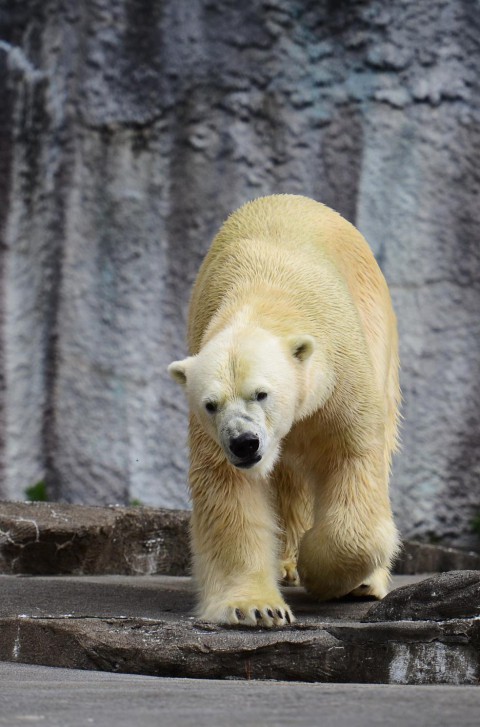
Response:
25,480,48,502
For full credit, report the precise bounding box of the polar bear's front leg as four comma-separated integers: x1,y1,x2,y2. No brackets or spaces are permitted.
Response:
189,441,294,627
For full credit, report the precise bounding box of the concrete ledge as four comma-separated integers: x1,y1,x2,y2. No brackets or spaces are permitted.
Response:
1,502,479,576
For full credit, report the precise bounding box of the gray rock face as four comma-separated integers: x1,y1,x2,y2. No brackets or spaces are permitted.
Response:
1,1,479,547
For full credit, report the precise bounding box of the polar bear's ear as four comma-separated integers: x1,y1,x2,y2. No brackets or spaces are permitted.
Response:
288,335,315,362
167,358,192,386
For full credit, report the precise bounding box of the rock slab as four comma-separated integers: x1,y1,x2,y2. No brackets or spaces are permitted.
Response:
0,572,479,685
2,502,479,577
0,501,190,576
395,541,480,575
366,570,480,622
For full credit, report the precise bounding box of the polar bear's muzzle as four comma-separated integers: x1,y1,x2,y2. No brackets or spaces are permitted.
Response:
218,411,265,469
229,433,262,469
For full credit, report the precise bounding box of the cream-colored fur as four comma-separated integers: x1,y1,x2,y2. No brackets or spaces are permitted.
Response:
168,194,400,627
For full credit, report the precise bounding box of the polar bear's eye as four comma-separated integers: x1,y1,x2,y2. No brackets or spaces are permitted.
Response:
255,391,268,402
205,401,217,413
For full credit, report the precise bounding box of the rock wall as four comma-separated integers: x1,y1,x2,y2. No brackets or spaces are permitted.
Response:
1,0,479,548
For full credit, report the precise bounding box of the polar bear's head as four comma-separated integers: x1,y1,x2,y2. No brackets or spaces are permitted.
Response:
168,327,315,476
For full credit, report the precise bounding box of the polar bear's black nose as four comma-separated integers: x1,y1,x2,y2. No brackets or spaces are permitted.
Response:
229,433,259,459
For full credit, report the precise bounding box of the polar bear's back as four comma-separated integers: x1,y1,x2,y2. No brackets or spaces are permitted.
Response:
217,194,349,250
220,195,386,295
190,195,394,357
188,195,399,456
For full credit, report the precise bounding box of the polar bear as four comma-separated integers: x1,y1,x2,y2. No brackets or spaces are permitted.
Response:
168,194,400,628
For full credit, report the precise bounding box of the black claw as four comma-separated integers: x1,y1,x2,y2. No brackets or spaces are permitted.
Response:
285,611,291,624
235,608,245,621
276,609,283,619
267,609,274,618
254,609,262,620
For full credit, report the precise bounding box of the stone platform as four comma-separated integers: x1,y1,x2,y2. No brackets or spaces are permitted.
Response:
1,501,479,685
1,571,479,685
1,501,480,577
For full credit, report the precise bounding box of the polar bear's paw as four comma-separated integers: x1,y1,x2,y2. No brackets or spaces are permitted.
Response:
199,597,295,628
280,558,301,586
348,567,390,600
226,599,295,627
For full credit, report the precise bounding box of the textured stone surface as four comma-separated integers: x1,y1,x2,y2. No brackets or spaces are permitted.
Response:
3,664,480,727
1,501,478,577
0,1,479,548
365,571,480,623
0,501,190,575
395,541,480,575
0,573,479,685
